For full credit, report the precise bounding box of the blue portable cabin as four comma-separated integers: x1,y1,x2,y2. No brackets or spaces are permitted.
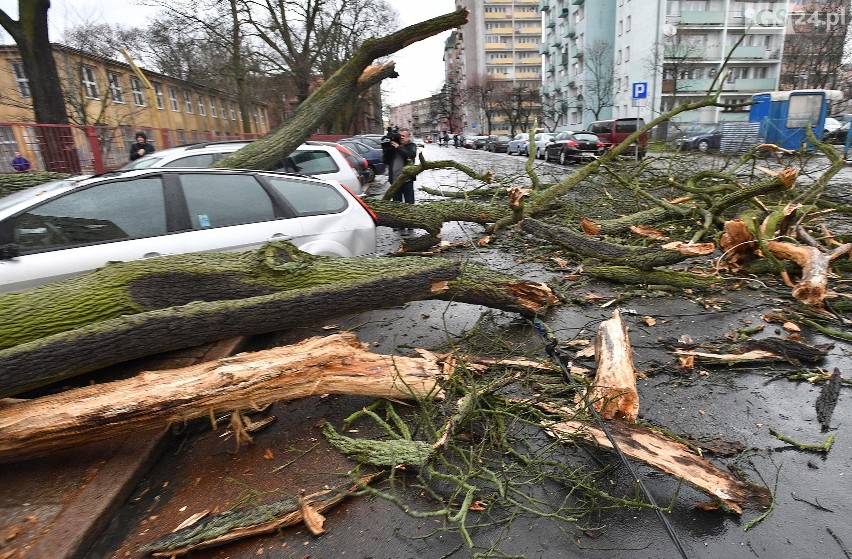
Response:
748,89,844,150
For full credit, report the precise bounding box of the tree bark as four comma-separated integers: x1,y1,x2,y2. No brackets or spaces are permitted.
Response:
0,332,442,464
0,243,555,397
214,9,468,170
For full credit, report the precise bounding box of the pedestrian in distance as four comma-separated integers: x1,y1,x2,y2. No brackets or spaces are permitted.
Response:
441,131,450,147
387,127,417,204
11,151,30,172
453,133,459,148
129,131,155,161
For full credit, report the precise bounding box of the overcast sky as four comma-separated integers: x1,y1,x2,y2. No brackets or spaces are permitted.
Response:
0,0,457,106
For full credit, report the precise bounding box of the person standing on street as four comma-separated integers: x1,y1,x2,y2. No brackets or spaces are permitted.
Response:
11,151,30,172
388,127,417,204
129,132,155,161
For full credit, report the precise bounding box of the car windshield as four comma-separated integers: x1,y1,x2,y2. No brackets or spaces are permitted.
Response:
120,154,169,170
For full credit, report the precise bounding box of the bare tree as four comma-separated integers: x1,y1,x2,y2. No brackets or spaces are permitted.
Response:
491,83,538,137
582,39,615,120
780,0,850,104
461,78,495,135
430,81,464,134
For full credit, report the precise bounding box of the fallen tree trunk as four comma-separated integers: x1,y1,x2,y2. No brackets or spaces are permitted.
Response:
584,265,721,289
588,310,639,421
0,333,443,463
0,243,555,397
547,418,772,514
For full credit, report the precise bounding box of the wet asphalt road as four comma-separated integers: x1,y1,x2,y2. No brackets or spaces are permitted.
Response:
89,145,851,559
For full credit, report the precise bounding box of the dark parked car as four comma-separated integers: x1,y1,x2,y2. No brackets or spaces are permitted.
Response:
824,121,850,144
674,125,723,152
544,131,605,164
484,135,511,153
472,136,489,150
346,135,383,150
339,139,386,176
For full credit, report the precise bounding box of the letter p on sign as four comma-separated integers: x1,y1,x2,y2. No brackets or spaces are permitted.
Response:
632,82,647,99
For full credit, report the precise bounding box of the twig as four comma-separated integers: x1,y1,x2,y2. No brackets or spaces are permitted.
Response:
769,429,835,453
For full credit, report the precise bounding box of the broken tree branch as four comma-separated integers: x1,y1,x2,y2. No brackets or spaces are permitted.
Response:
0,333,443,463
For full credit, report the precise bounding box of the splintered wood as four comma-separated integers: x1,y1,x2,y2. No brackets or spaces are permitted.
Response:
587,310,639,421
0,332,443,463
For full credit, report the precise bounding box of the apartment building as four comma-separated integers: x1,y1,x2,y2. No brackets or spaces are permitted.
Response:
0,43,270,146
541,0,793,130
452,0,544,136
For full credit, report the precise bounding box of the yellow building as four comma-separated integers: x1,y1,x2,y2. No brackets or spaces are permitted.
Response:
0,43,270,172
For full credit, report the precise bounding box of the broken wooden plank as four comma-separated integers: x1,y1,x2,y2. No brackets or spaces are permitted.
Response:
0,333,443,464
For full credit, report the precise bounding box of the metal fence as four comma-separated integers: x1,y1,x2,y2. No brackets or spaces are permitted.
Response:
0,122,261,175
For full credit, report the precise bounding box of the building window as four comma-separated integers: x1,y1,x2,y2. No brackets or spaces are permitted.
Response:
260,108,266,125
626,16,631,32
209,97,217,118
153,83,164,109
168,87,179,111
183,91,193,113
197,95,206,116
11,61,30,98
625,46,630,62
130,77,145,106
618,20,623,35
230,102,237,120
81,65,100,99
220,100,228,119
107,72,125,103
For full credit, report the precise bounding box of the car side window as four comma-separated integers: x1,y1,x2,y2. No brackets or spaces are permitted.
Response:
266,177,347,215
10,177,166,254
615,121,638,133
273,151,339,175
163,153,222,168
181,173,275,229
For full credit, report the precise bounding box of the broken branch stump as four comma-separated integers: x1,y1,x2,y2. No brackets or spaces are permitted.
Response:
588,310,639,421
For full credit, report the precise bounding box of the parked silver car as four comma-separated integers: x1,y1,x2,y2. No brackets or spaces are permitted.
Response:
0,168,378,294
121,140,365,195
507,133,530,156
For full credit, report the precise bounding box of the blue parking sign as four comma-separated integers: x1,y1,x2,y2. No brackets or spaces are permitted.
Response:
632,82,648,99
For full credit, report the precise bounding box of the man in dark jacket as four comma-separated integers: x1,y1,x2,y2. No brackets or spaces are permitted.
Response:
388,127,418,204
129,132,155,161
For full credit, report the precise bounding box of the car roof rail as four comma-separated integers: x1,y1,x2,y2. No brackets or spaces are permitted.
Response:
184,140,252,151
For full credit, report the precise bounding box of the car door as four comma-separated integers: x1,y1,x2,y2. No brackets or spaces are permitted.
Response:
164,172,304,256
0,175,174,292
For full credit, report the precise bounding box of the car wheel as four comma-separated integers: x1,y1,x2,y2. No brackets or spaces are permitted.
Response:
697,140,710,152
559,150,568,165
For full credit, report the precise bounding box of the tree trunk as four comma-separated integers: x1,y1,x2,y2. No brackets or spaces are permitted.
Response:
0,243,555,397
0,1,81,172
0,332,442,464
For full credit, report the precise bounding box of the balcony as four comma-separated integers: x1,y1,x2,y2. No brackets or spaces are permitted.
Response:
558,7,570,18
733,78,776,91
491,58,514,64
674,11,726,25
550,37,562,48
571,45,583,58
563,28,575,39
571,0,584,5
731,45,767,59
539,0,548,11
539,44,549,54
664,45,707,59
751,10,786,27
674,79,715,92
546,18,556,28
